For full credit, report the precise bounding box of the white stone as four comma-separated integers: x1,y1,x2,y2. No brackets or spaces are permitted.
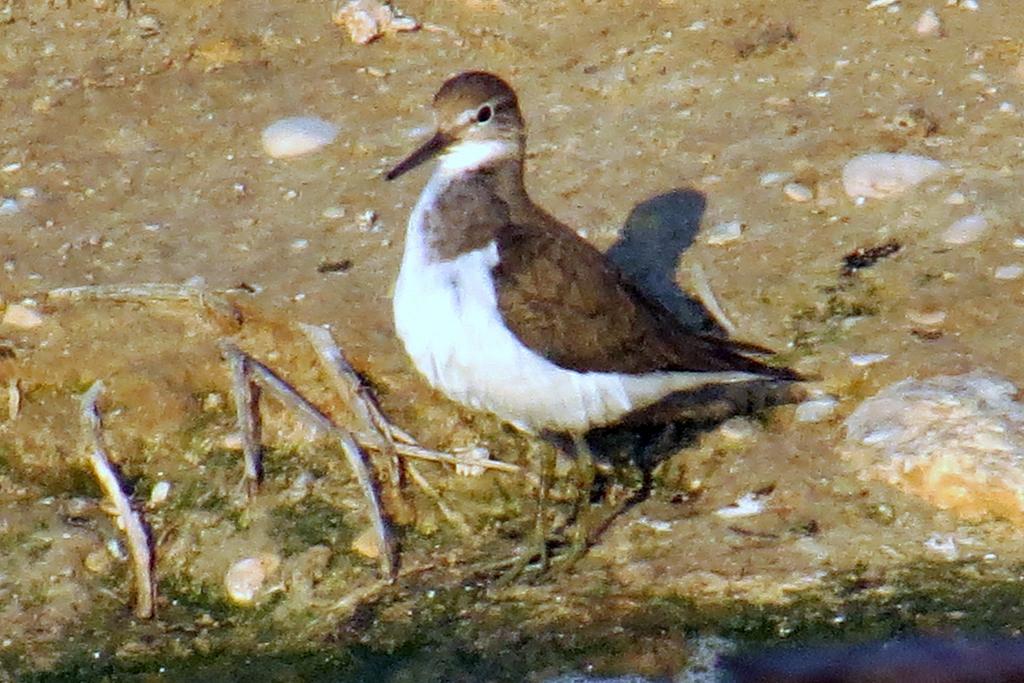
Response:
2,303,44,329
914,7,942,36
944,191,966,205
867,0,899,8
906,309,947,325
849,353,889,367
783,182,813,202
1013,236,1024,248
719,417,757,440
149,481,171,506
332,0,419,44
942,213,988,245
224,555,280,605
924,533,959,560
759,171,792,186
795,396,838,423
705,220,744,245
841,153,945,199
0,198,19,216
261,117,338,159
994,264,1024,280
715,492,766,519
999,101,1017,114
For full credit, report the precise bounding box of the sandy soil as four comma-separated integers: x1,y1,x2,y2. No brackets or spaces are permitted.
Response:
2,0,1024,679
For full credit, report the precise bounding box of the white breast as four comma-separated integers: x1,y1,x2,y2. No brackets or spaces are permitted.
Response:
393,169,758,434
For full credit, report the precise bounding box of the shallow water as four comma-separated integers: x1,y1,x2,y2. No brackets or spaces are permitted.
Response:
3,0,1024,679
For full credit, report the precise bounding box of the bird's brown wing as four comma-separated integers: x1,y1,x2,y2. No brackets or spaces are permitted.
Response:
493,219,800,380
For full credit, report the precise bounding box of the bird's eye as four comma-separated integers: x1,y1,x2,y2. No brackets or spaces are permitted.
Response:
476,105,493,123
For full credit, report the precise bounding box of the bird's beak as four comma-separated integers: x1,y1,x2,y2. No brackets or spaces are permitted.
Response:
385,130,452,181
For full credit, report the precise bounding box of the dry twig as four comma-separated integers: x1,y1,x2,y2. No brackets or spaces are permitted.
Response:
79,381,156,619
48,283,242,327
220,342,398,579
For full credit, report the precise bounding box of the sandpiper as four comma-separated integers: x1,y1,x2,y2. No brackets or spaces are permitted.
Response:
386,71,801,567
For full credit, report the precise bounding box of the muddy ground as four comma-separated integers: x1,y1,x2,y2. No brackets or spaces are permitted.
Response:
2,0,1024,680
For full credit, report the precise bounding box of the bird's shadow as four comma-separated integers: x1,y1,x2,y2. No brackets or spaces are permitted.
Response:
605,188,725,337
584,188,801,527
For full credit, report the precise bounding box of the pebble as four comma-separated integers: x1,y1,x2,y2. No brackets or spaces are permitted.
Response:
148,480,171,506
759,171,792,186
84,548,113,574
0,198,20,216
705,220,744,245
715,492,767,519
944,191,966,205
841,153,945,199
914,8,942,36
795,396,838,423
994,264,1024,280
2,303,44,329
332,0,419,45
224,554,280,605
843,371,1024,522
719,417,757,441
906,309,947,325
783,182,813,202
351,527,381,559
261,117,338,159
942,213,988,245
924,534,959,561
849,353,889,367
1013,236,1024,248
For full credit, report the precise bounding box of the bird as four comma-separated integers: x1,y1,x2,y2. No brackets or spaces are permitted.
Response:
385,71,802,574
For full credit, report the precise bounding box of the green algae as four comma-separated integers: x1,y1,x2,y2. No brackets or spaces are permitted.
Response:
17,560,1024,682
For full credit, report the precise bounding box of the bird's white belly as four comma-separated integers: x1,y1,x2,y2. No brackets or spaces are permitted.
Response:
393,237,755,434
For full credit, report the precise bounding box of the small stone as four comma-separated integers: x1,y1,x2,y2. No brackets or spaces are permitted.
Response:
719,417,757,440
924,534,959,560
220,432,243,450
322,206,347,219
866,0,899,8
942,213,988,245
332,0,419,45
84,548,113,574
2,303,44,329
994,264,1024,280
136,14,161,37
759,171,792,186
914,7,942,36
224,554,280,605
705,220,744,245
351,527,381,559
261,117,338,159
906,309,947,326
841,153,945,199
795,397,838,423
999,101,1016,114
849,353,889,367
783,182,813,202
715,492,766,519
0,198,19,216
944,191,966,205
1013,236,1024,248
148,481,171,506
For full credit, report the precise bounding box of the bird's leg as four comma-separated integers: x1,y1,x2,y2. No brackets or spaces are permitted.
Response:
495,438,556,585
561,434,597,567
